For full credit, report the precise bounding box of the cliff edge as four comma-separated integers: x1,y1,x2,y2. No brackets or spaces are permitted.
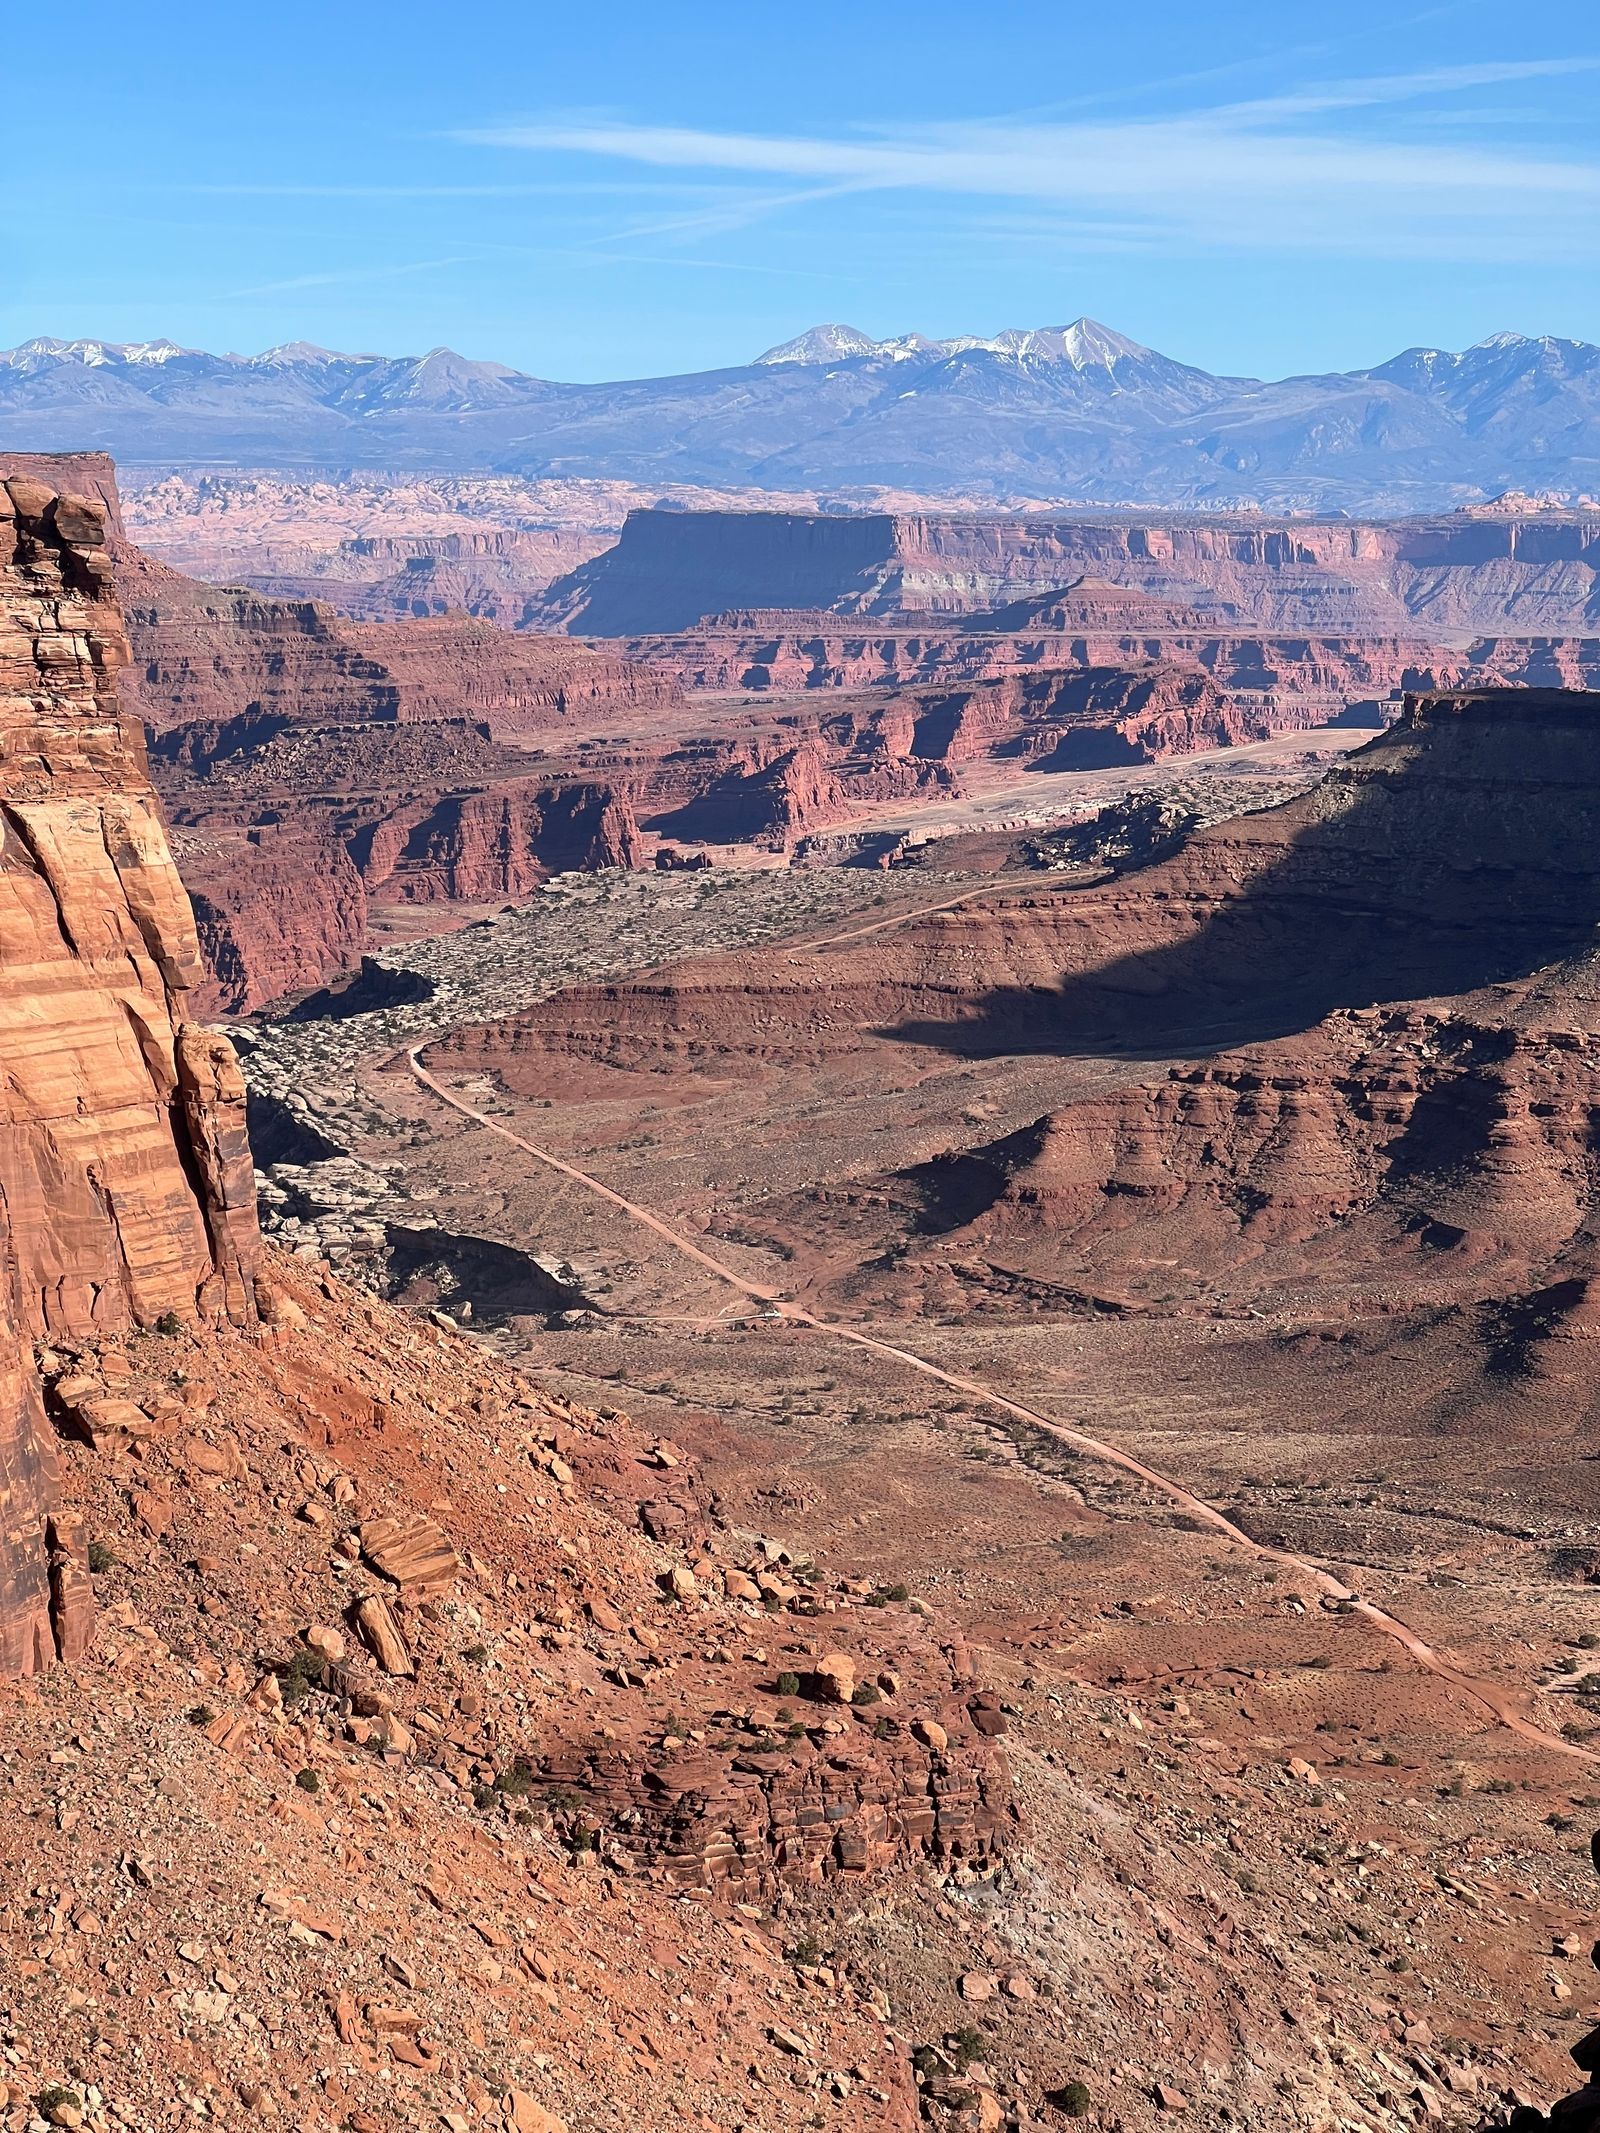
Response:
0,471,259,1671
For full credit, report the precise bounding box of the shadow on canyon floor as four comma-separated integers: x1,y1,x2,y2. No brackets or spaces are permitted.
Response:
885,733,1600,1062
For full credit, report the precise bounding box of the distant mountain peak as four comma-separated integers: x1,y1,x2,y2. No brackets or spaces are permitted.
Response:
2,336,192,368
4,322,1598,512
754,324,881,366
753,316,1161,371
254,341,347,367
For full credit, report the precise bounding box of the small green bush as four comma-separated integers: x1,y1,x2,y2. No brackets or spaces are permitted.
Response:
86,1540,117,1575
279,1646,326,1708
851,1683,881,1707
1046,2081,1092,2119
295,1768,320,1794
775,1671,802,1698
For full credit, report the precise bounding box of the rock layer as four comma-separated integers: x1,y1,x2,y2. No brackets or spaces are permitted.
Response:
0,466,261,1670
538,506,1600,636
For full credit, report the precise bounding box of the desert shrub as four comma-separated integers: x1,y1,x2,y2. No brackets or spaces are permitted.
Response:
278,1646,326,1707
851,1683,881,1707
775,1671,801,1698
86,1540,117,1575
295,1768,320,1794
1046,2081,1092,2118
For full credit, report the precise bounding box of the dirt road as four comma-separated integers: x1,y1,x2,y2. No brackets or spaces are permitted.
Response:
406,1045,1599,1767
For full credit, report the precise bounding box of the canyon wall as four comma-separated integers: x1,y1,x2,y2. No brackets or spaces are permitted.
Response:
619,610,1600,715
0,467,261,1670
0,455,685,1012
117,541,681,739
539,505,1600,636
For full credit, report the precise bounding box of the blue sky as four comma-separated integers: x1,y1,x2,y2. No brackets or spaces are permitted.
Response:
8,0,1599,380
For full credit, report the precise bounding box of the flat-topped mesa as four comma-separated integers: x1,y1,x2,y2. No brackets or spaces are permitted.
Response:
535,504,1600,637
0,468,261,1673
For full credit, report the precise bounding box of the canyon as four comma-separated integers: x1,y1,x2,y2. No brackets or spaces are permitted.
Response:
2,425,1600,2132
234,674,1600,2131
0,464,1032,2133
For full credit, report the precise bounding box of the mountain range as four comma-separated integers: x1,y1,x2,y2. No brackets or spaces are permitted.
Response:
3,320,1599,511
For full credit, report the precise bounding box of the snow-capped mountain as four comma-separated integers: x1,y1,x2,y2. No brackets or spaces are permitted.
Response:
3,323,1597,511
755,317,1179,374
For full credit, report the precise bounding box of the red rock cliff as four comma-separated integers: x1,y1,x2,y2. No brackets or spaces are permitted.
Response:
0,469,261,1672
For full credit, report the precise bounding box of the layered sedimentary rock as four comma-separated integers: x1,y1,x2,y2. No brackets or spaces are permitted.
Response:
243,527,613,626
623,608,1600,722
0,456,680,1010
0,467,260,1670
116,539,681,740
539,1679,1011,1898
157,715,644,911
539,506,1600,635
443,690,1600,1409
175,824,369,1016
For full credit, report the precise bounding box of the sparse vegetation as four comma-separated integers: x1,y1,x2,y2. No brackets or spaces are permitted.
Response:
1046,2081,1092,2117
278,1645,327,1707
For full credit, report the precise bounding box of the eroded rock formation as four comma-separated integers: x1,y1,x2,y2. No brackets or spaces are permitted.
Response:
0,469,260,1669
0,456,681,1010
538,506,1600,636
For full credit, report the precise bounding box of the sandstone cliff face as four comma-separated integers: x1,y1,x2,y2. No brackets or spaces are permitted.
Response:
622,609,1600,735
117,543,680,742
176,823,369,1016
540,505,1600,635
0,469,261,1671
91,490,675,1006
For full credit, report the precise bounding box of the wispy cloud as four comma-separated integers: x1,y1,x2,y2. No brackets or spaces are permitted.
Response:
457,58,1600,265
224,256,470,299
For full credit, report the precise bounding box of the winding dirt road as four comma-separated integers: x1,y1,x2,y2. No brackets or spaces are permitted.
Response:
405,1045,1598,1768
